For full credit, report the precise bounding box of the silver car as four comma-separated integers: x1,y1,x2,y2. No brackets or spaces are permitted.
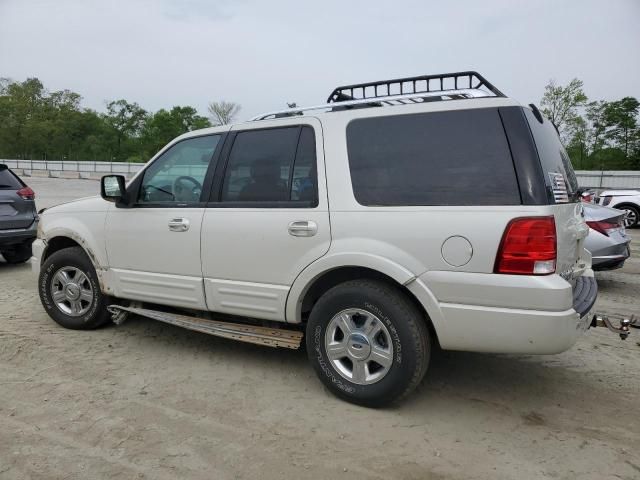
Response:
584,203,630,270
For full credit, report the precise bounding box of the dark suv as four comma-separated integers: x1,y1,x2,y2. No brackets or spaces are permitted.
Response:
0,164,37,263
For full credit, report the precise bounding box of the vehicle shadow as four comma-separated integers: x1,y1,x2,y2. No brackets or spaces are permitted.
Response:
0,257,32,272
111,314,616,417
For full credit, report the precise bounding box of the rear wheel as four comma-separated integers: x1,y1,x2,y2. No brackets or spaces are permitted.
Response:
39,246,111,329
1,242,33,264
306,279,431,407
621,205,639,228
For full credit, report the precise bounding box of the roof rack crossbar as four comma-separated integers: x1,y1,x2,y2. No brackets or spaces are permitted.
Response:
326,71,504,103
251,88,491,121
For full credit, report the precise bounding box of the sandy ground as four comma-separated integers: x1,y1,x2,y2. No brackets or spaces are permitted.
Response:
1,177,639,480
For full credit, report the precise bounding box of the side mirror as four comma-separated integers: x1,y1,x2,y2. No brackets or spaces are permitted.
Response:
101,175,126,203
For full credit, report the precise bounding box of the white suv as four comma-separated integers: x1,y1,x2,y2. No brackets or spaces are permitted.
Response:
33,72,595,407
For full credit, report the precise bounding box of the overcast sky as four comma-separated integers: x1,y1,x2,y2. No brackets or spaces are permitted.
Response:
1,0,638,121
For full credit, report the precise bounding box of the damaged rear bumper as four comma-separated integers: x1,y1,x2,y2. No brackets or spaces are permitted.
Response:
572,275,598,318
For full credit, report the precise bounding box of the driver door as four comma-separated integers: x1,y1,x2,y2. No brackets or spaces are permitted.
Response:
104,132,226,309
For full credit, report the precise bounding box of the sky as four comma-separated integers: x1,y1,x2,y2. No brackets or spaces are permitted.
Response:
1,0,639,121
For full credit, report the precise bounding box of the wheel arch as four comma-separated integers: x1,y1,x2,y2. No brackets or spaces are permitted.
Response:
287,261,442,346
42,236,82,263
612,201,640,211
43,235,101,267
41,233,111,295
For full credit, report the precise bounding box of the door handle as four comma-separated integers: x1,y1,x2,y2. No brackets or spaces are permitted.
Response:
288,220,317,237
168,218,190,232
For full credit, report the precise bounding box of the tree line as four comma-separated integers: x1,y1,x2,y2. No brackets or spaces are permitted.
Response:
0,77,240,162
540,79,639,169
1,75,638,169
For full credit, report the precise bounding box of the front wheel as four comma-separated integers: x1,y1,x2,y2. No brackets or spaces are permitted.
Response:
38,246,111,329
306,280,431,407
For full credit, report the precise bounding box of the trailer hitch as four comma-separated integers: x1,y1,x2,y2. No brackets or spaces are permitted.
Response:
591,314,639,340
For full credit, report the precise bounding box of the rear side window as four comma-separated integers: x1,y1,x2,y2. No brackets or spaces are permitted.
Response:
221,126,317,205
346,109,521,206
524,109,578,203
0,166,23,189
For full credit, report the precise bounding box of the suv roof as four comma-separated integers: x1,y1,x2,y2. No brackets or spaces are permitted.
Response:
175,71,522,142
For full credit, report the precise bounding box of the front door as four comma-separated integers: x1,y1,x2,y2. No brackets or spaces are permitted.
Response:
105,133,225,309
201,119,330,321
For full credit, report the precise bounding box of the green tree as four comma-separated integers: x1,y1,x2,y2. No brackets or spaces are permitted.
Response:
603,97,640,162
104,99,147,160
0,77,211,162
140,106,210,158
540,78,588,143
0,78,46,158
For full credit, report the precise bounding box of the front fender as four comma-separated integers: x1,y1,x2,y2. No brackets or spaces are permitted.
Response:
40,213,108,269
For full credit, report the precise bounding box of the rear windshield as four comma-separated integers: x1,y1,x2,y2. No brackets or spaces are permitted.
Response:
0,166,23,189
346,108,521,206
524,109,578,203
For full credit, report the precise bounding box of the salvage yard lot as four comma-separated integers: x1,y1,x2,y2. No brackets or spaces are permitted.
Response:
1,177,639,479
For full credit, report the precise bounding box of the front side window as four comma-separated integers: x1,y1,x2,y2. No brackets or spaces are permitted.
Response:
139,135,221,204
221,126,317,205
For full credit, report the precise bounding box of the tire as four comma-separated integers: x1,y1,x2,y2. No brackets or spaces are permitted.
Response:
306,279,431,407
38,246,111,329
620,204,639,228
1,242,33,264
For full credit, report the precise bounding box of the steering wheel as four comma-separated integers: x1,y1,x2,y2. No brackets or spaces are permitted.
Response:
173,176,202,202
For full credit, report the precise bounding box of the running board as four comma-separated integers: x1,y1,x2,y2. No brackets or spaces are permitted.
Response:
107,305,303,349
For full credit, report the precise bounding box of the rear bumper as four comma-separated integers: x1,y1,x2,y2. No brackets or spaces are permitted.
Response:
591,245,630,270
410,270,597,355
0,220,37,247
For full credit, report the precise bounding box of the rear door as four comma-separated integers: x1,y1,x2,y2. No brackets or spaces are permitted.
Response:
201,118,330,321
524,109,589,280
0,166,35,229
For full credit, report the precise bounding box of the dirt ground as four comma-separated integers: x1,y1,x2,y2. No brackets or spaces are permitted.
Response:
1,177,639,480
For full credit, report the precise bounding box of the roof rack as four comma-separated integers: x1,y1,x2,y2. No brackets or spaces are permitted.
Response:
252,89,491,120
327,71,504,103
251,71,504,121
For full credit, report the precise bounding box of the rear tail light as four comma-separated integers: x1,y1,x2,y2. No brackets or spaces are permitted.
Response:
580,192,593,203
494,216,557,275
17,186,35,200
601,196,612,206
587,220,621,237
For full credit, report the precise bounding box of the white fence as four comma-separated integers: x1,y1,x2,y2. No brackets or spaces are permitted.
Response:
574,171,640,190
2,159,640,190
1,159,145,175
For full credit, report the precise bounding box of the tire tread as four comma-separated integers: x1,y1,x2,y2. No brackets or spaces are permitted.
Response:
307,278,431,407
